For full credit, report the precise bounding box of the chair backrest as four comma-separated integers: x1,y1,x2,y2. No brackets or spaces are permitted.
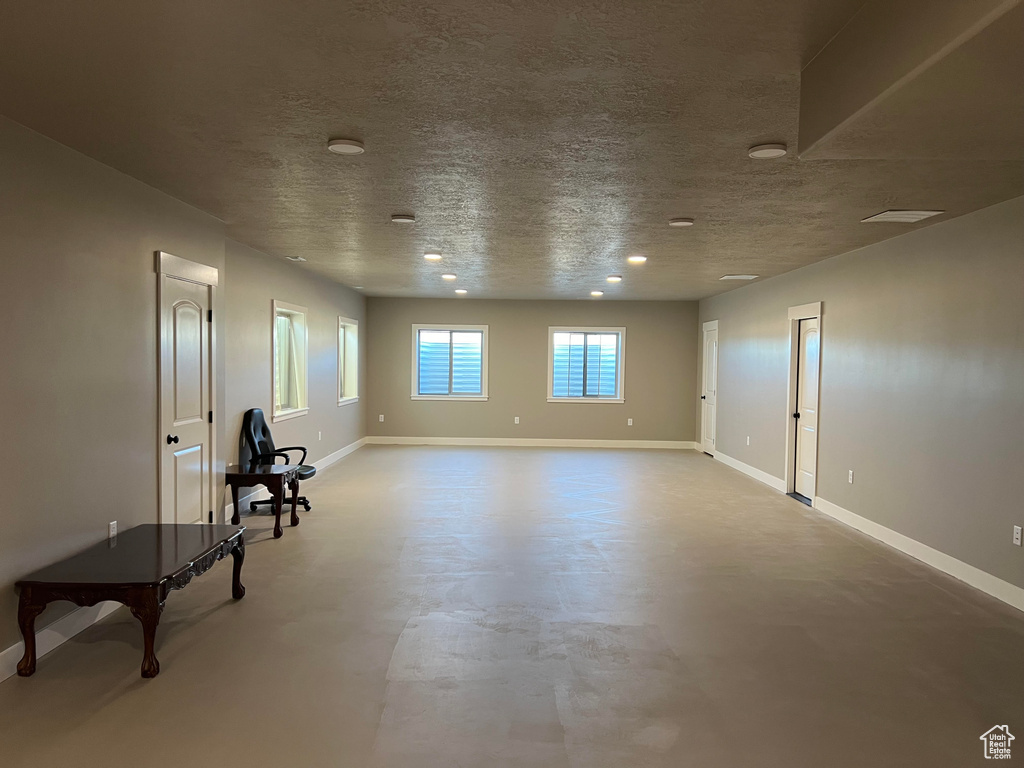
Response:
239,408,277,467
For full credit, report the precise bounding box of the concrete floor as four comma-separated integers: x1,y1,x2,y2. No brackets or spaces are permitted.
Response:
1,446,1022,767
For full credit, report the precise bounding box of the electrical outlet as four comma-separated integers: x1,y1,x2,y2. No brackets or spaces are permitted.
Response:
108,521,117,540
514,416,519,424
627,418,633,426
746,436,750,446
848,470,854,484
378,414,385,423
1014,526,1022,547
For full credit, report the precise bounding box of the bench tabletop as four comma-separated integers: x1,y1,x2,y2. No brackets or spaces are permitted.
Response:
17,524,245,588
225,463,297,477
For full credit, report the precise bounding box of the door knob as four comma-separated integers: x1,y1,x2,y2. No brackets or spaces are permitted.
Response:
167,434,179,445
701,395,706,400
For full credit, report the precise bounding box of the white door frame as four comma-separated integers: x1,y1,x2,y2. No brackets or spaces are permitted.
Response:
700,320,719,455
784,302,822,496
156,251,219,524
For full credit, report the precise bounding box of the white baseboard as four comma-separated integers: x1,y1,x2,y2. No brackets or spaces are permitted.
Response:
0,601,121,683
713,451,787,492
364,436,697,450
314,437,367,471
813,496,1024,613
712,450,1024,613
224,436,367,517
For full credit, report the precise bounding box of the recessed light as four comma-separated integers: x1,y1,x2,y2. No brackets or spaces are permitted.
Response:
720,274,759,281
455,289,468,295
327,138,365,155
606,275,622,283
391,214,416,223
627,255,647,264
669,218,694,227
424,253,442,261
285,256,306,262
590,290,604,297
441,273,457,280
748,143,787,159
861,210,944,223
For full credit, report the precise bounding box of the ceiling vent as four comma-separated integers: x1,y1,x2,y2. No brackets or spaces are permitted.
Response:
861,210,944,224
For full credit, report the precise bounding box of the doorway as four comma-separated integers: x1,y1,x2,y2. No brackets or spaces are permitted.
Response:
785,303,822,505
701,320,718,455
156,252,218,524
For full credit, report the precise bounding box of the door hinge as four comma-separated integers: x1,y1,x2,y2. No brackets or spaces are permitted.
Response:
207,309,213,323
208,410,213,424
208,510,213,524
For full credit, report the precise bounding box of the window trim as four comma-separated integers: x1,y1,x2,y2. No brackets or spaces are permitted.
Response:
338,315,359,407
547,326,626,403
272,299,309,422
410,324,489,401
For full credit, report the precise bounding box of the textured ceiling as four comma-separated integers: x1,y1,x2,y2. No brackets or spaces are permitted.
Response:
0,0,1021,300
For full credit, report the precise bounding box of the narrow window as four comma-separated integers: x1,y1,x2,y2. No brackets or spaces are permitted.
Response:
273,301,308,420
338,316,359,405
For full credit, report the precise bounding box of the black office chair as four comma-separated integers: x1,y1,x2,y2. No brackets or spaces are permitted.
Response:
239,408,316,513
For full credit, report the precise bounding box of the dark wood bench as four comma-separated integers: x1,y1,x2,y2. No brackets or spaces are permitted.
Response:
225,462,301,538
16,524,245,678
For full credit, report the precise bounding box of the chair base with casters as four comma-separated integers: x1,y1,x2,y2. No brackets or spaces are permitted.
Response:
239,408,317,515
251,494,311,513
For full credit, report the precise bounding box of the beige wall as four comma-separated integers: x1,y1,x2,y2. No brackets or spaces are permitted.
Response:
224,240,366,471
366,299,698,441
698,196,1024,590
0,117,226,650
0,118,366,655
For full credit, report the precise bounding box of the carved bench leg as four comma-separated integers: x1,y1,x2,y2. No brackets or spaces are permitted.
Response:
128,588,164,678
230,481,241,526
289,478,300,528
272,480,285,538
231,538,246,599
16,587,47,677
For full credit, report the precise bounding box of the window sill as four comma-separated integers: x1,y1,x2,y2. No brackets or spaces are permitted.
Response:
546,397,624,404
273,407,309,422
337,396,359,407
411,395,489,402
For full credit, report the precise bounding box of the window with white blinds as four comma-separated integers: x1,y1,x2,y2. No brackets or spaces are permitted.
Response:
412,325,489,400
548,327,625,402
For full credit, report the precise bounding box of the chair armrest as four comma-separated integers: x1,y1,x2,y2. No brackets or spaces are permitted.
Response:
254,451,292,465
273,446,309,465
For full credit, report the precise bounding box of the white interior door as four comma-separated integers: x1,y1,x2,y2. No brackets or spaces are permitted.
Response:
701,322,718,454
794,317,820,499
159,276,211,524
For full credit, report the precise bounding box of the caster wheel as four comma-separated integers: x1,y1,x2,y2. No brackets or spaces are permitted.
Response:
249,502,258,513
303,503,312,512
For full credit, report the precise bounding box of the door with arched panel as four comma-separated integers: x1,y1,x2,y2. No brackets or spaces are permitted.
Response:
794,318,820,499
701,320,718,454
159,276,211,524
